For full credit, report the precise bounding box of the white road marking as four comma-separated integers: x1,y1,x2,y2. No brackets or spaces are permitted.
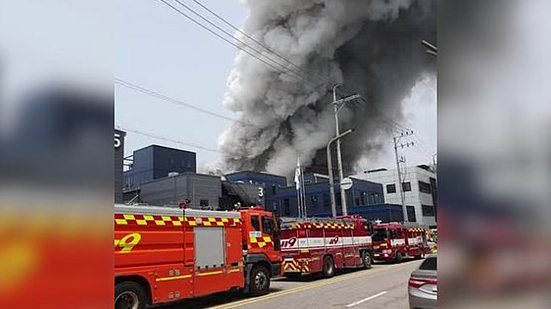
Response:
345,291,388,308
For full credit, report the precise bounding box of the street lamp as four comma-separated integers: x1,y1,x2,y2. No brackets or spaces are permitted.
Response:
332,85,361,216
327,128,354,218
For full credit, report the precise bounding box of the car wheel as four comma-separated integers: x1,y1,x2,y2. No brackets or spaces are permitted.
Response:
322,256,335,278
395,251,403,263
115,281,147,309
249,265,270,296
362,252,372,269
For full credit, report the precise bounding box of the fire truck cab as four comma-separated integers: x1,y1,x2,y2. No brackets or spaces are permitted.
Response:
114,204,281,309
371,222,430,263
280,216,373,278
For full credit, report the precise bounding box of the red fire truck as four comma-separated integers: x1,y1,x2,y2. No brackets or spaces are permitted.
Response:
279,216,373,278
114,204,282,309
371,222,430,263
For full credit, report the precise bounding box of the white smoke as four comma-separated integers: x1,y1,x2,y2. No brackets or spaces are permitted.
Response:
220,0,435,177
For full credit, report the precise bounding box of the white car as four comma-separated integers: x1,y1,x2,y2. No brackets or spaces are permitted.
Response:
408,254,437,309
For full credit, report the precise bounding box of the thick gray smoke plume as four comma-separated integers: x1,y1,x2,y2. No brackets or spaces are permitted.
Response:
220,0,436,177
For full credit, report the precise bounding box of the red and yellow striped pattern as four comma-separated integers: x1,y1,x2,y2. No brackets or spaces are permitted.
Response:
283,259,310,273
287,222,354,230
114,214,241,228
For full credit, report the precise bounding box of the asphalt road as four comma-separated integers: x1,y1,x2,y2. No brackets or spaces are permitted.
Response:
159,259,421,309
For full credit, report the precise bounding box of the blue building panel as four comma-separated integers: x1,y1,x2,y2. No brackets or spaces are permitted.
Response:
267,177,390,219
123,145,196,189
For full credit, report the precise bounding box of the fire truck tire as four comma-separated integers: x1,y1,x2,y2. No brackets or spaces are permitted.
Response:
322,256,335,278
361,252,372,269
415,250,425,259
115,281,148,309
249,265,271,296
395,251,403,263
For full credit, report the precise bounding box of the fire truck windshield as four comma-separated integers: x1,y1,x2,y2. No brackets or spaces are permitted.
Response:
262,216,274,235
262,215,280,250
372,229,389,241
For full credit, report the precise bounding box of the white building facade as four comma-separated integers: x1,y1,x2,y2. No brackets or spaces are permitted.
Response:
352,165,437,227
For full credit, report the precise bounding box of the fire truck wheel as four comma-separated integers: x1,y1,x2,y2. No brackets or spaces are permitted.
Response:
115,281,147,309
249,265,270,296
415,250,425,259
362,252,372,269
395,251,403,263
322,256,335,278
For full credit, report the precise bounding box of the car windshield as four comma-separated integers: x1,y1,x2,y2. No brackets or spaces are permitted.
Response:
419,256,437,270
371,229,388,242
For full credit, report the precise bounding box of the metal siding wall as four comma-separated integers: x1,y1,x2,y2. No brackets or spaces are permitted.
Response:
189,175,222,209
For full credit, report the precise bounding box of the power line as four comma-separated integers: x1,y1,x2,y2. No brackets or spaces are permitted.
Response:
117,126,221,153
161,0,434,150
174,0,312,82
188,0,323,84
115,78,248,125
157,0,321,91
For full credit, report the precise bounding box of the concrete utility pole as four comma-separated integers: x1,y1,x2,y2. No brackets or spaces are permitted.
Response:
327,129,354,218
332,85,360,216
393,129,414,223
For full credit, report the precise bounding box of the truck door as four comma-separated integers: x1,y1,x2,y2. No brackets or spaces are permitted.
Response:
261,215,279,262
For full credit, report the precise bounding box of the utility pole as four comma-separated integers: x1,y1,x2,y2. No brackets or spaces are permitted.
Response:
393,129,414,223
327,129,354,218
332,85,360,216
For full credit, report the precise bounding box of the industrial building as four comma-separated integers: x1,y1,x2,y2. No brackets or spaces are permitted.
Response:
353,165,437,227
138,172,221,208
228,171,417,223
117,145,433,224
123,145,196,190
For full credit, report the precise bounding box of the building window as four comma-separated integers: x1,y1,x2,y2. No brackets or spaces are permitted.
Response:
368,194,375,205
407,206,417,222
386,184,396,193
355,197,360,207
251,215,260,231
422,205,435,217
361,192,367,206
200,199,209,207
419,181,432,194
284,199,290,215
402,182,411,192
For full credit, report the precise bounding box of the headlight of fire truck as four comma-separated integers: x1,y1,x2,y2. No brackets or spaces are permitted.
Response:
382,249,393,254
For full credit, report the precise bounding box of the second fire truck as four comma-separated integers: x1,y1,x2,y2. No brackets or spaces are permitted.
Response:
114,204,282,309
371,222,430,262
279,216,373,278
